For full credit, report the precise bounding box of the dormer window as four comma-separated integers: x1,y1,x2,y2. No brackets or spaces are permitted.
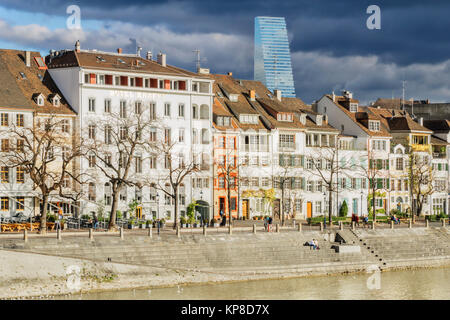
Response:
299,114,307,125
217,116,231,127
349,103,358,112
277,113,293,122
50,94,61,107
368,120,380,131
229,94,238,102
240,114,258,124
34,94,45,106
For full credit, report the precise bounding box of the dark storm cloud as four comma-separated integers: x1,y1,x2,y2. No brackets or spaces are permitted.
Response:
1,0,449,103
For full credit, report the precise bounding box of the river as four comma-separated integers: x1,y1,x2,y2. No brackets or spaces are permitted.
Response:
53,267,450,300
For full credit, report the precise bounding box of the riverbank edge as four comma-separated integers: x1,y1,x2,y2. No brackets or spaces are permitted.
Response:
2,249,450,299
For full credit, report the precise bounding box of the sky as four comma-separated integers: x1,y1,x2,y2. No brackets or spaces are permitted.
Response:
0,0,449,104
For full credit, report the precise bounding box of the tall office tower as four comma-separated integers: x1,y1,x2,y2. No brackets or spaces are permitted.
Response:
254,16,296,98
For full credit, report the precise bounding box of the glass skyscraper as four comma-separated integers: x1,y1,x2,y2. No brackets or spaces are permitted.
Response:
254,16,296,98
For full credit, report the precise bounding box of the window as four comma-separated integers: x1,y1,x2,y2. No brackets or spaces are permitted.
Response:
227,137,236,149
0,167,9,183
16,114,24,127
201,128,209,144
16,139,24,153
349,103,358,112
16,197,24,211
104,125,112,144
120,126,128,141
179,129,185,143
368,121,380,132
16,167,24,183
120,187,127,202
149,103,156,120
135,156,142,173
218,177,225,189
88,183,96,201
1,113,8,126
1,197,8,211
279,134,295,149
164,154,170,169
192,105,198,119
88,124,96,139
88,98,96,112
164,103,171,117
149,154,157,169
88,154,96,167
164,128,171,145
315,201,322,215
105,153,112,166
396,158,403,170
178,104,185,118
200,104,209,119
149,127,157,143
192,129,198,144
62,146,70,161
230,197,237,211
104,183,112,205
61,119,70,133
135,101,142,115
120,101,127,118
104,99,111,113
1,139,9,152
150,183,157,201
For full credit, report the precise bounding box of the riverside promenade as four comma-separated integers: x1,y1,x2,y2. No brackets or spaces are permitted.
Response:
0,219,449,299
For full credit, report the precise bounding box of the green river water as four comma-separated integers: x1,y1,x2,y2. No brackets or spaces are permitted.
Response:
56,267,450,300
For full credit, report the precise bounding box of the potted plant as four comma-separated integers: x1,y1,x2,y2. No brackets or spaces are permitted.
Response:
128,219,136,229
203,218,209,227
145,220,152,228
159,218,165,229
138,221,144,229
180,216,187,228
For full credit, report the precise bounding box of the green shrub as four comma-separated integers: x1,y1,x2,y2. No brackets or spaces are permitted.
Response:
339,201,348,217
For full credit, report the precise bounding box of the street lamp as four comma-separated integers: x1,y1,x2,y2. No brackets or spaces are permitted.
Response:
156,193,160,220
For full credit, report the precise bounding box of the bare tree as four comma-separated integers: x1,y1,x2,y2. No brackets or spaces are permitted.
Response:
2,115,85,234
85,107,154,230
151,135,199,230
358,150,390,223
304,143,356,224
215,147,240,226
408,152,435,220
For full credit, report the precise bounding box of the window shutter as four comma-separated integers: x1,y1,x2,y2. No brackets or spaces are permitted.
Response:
301,155,304,167
301,177,305,190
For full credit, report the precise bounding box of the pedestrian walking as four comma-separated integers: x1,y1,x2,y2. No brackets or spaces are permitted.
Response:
264,216,268,232
268,216,273,232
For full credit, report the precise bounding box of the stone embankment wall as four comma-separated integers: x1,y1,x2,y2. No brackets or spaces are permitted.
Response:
0,227,449,298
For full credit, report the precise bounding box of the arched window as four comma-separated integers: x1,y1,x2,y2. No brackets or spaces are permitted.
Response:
192,104,198,119
201,128,209,144
135,186,142,202
88,182,96,201
179,183,186,205
164,183,171,205
200,104,209,119
104,183,111,205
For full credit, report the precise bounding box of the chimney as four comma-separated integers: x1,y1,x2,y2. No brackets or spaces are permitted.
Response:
157,52,166,67
274,89,282,101
146,51,152,60
25,51,31,67
75,40,80,53
332,91,336,102
249,90,256,101
137,46,142,57
227,72,233,76
419,117,424,126
117,48,122,54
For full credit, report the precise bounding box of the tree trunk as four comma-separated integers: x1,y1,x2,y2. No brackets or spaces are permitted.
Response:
227,185,232,226
173,188,178,230
281,187,285,226
39,193,49,235
328,189,333,225
373,188,377,223
108,190,120,230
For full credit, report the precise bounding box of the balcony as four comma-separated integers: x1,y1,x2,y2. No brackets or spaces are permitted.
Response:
433,152,446,159
411,144,431,152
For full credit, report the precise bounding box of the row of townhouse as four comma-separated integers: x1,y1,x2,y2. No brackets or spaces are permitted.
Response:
0,43,448,222
0,49,77,218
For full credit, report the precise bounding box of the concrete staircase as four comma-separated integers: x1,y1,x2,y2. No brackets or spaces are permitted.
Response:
353,228,450,267
1,232,371,273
